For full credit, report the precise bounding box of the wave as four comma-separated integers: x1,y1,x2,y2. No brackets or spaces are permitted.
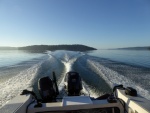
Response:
0,62,42,107
0,54,63,108
85,56,150,100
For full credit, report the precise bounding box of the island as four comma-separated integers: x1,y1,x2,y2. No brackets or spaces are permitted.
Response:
18,44,97,52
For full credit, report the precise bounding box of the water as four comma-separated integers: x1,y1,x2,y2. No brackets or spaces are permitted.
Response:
88,49,150,68
0,49,150,108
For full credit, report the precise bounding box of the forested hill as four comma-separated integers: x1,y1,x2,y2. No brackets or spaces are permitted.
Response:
19,45,97,51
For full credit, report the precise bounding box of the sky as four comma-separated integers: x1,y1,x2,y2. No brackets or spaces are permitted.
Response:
0,0,150,49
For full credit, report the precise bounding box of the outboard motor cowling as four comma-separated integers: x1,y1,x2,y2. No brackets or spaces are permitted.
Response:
38,76,57,102
66,72,82,96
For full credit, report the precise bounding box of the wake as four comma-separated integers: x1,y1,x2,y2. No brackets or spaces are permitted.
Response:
1,50,149,108
0,62,42,108
48,51,98,98
87,58,150,100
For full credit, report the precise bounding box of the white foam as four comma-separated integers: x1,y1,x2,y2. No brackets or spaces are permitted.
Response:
87,59,150,100
60,51,83,73
0,62,42,108
82,81,98,97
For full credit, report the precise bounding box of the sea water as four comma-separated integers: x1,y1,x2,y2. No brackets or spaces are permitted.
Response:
0,49,150,107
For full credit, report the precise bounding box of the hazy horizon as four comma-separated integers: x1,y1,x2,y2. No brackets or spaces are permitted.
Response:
0,44,150,50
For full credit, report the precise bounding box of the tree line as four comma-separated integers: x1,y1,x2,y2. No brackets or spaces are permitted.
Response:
19,44,97,51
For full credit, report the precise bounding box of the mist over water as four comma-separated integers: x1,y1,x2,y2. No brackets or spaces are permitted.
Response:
0,50,150,108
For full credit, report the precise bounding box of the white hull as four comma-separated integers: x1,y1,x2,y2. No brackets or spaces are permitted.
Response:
117,89,150,113
1,88,150,113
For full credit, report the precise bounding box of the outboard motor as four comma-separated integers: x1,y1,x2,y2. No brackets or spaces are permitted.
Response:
66,72,82,96
38,72,59,102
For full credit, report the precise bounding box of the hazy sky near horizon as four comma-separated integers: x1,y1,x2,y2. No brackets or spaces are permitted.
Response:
0,0,150,49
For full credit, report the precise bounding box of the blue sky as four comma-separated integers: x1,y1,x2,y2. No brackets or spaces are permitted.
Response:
0,0,150,49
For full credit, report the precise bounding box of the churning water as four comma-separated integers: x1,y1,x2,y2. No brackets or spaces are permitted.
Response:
0,49,150,108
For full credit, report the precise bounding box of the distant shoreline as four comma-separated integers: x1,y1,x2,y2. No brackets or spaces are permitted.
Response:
116,46,150,50
1,45,150,51
0,44,96,52
0,47,18,50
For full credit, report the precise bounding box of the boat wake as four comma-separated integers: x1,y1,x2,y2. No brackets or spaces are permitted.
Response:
0,50,150,108
84,56,150,100
0,62,41,107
